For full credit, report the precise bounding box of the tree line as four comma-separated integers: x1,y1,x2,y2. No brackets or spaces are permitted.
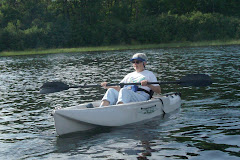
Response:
0,0,240,52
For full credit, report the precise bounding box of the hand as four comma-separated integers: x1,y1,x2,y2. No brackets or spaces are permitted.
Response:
141,80,148,86
101,82,108,89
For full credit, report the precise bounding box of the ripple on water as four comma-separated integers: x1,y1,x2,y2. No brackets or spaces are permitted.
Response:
0,46,240,159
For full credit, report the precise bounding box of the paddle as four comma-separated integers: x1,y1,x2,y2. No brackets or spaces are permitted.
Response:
39,74,212,94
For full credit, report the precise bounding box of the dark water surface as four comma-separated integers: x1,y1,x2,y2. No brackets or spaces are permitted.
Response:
0,46,239,160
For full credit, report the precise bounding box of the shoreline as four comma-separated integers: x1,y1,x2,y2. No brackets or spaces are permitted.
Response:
1,39,240,57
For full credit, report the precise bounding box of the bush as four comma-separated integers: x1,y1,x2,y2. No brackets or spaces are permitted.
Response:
102,19,128,45
1,10,240,52
127,12,240,44
185,12,240,41
1,22,24,51
23,26,46,49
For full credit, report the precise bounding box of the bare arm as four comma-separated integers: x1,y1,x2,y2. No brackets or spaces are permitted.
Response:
101,82,121,91
147,84,161,94
141,80,161,94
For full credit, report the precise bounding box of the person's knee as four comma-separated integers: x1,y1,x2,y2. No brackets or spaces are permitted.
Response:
103,88,119,105
120,87,129,93
107,88,118,93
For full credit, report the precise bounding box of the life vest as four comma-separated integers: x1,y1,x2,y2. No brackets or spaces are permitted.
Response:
124,85,154,99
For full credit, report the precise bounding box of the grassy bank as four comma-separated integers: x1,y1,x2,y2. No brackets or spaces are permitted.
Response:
1,39,240,56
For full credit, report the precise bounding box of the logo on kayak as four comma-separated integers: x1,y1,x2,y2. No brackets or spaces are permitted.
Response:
140,105,157,114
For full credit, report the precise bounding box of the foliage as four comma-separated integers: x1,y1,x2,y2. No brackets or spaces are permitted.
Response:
0,0,240,52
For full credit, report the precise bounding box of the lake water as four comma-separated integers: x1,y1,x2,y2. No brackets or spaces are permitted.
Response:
0,46,239,160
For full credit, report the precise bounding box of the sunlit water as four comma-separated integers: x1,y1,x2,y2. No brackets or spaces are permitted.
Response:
0,46,239,160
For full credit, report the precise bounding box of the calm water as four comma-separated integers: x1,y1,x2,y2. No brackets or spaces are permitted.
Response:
0,46,239,160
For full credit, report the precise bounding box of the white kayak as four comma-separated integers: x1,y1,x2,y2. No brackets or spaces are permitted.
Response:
53,93,181,136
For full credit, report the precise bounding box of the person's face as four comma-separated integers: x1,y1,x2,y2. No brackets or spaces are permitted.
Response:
132,60,145,72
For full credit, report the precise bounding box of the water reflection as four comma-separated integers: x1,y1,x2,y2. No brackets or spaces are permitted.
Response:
0,46,239,159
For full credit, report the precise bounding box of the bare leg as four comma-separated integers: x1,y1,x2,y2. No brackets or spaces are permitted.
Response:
100,100,110,107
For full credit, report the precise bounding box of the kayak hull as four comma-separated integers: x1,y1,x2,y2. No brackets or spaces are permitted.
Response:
53,93,181,135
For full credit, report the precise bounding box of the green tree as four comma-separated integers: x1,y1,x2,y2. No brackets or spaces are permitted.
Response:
0,0,240,52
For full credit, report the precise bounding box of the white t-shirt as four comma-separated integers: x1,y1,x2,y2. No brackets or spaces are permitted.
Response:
120,70,159,92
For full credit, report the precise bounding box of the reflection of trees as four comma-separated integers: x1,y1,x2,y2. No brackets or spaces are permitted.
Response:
137,140,156,159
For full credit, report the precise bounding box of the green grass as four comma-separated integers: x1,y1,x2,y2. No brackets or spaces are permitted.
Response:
1,39,240,56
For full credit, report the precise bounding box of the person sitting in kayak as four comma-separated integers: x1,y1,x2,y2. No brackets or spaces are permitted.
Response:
100,53,161,107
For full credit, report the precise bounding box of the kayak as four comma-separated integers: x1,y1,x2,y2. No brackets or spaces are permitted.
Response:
53,93,181,136
41,74,211,136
